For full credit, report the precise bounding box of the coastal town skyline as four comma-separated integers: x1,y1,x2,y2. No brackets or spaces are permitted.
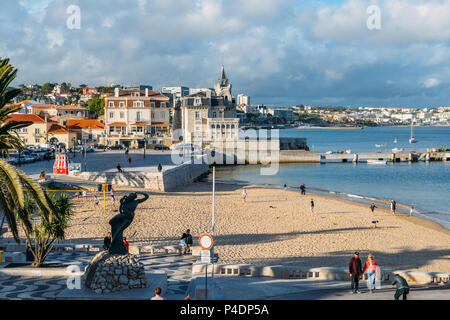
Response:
3,0,450,107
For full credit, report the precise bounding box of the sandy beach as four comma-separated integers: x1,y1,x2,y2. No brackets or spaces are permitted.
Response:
4,182,449,273
55,182,448,273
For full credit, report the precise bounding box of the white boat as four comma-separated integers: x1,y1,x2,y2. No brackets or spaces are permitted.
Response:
375,144,386,148
409,125,418,144
394,138,397,144
367,160,387,164
392,148,403,153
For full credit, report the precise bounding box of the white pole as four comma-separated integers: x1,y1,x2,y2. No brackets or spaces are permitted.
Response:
211,165,216,299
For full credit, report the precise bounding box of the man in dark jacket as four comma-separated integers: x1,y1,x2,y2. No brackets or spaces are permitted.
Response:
349,252,363,293
103,232,112,251
392,274,410,300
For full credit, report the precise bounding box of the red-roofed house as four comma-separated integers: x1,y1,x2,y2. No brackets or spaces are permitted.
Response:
63,119,105,145
6,114,77,148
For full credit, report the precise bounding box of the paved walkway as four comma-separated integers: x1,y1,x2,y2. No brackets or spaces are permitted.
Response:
0,251,196,300
213,276,450,300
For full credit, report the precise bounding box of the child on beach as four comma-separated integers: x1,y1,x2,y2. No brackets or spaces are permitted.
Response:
369,202,377,214
111,194,116,210
94,194,99,210
242,189,247,203
82,190,87,203
310,199,315,214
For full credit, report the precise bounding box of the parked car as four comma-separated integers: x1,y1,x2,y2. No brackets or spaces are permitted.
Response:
69,146,84,153
154,144,170,150
85,146,95,153
108,144,125,150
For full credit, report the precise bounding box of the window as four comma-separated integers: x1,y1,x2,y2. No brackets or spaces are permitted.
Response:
22,128,28,133
151,112,155,119
109,112,114,119
120,112,124,119
109,101,114,107
161,102,166,108
212,112,217,118
133,101,143,108
35,128,40,135
35,138,40,143
195,111,200,120
119,102,125,107
161,112,165,119
136,112,141,122
150,102,155,108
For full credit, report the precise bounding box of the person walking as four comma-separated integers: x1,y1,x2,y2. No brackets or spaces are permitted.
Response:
103,232,112,251
310,199,315,214
300,184,306,195
242,189,247,203
362,253,379,293
111,194,116,210
392,274,410,300
390,199,397,215
128,157,132,166
117,163,123,173
151,287,165,300
349,252,363,294
123,237,129,252
409,206,414,217
370,202,377,214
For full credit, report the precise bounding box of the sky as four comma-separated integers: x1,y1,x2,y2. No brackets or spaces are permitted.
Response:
1,0,450,108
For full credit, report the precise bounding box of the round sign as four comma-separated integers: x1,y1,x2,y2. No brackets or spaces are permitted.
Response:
199,233,213,250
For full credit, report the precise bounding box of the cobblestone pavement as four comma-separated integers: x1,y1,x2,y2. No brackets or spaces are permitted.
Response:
0,251,196,300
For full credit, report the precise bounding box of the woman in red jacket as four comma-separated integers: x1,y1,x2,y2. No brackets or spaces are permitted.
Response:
362,254,379,293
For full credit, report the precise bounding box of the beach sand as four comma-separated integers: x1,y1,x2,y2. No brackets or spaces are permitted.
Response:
60,182,449,273
5,182,449,273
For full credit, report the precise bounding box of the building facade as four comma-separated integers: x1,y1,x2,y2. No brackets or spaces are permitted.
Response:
104,88,171,148
174,66,240,144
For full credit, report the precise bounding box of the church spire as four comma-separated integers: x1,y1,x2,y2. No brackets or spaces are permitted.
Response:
219,65,228,86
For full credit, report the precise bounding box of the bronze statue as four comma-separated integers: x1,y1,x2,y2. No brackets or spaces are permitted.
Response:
108,192,149,255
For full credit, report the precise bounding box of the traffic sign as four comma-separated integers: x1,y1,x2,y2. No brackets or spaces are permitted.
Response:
199,233,213,250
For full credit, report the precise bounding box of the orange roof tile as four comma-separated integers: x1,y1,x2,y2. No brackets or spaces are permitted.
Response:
6,114,46,123
108,122,127,126
66,119,105,130
130,122,149,126
48,124,69,134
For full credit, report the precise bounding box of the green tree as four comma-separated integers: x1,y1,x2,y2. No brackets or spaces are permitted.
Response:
0,58,55,257
19,193,73,267
87,97,105,117
41,82,54,95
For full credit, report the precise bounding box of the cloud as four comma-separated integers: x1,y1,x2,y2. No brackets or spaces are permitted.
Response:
0,0,449,107
423,78,441,88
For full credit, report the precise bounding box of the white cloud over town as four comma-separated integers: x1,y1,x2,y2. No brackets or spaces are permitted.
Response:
1,0,450,107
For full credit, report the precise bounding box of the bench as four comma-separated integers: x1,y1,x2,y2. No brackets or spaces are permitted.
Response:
141,244,183,255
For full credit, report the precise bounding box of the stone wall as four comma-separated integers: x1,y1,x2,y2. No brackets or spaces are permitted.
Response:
76,161,209,191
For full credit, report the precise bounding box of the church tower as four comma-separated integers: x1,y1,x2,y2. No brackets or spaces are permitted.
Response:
214,65,232,103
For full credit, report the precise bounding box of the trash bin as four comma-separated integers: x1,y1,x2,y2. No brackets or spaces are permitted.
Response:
107,184,112,192
97,184,102,192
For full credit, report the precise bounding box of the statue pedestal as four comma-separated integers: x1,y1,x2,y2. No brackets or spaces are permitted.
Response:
83,251,147,294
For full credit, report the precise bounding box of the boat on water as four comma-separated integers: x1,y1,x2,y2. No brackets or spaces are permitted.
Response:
409,125,418,144
394,138,397,144
375,144,386,148
367,160,387,164
392,148,403,153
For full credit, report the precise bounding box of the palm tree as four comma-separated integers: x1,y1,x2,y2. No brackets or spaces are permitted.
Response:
0,58,52,241
19,193,72,267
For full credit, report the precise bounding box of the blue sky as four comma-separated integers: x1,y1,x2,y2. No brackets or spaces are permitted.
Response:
2,0,450,107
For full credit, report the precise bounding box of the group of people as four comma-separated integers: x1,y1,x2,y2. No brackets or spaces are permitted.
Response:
103,232,129,252
349,252,410,300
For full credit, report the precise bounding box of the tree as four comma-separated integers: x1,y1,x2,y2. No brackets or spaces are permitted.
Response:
87,97,105,117
0,58,55,254
19,193,72,267
41,82,54,95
